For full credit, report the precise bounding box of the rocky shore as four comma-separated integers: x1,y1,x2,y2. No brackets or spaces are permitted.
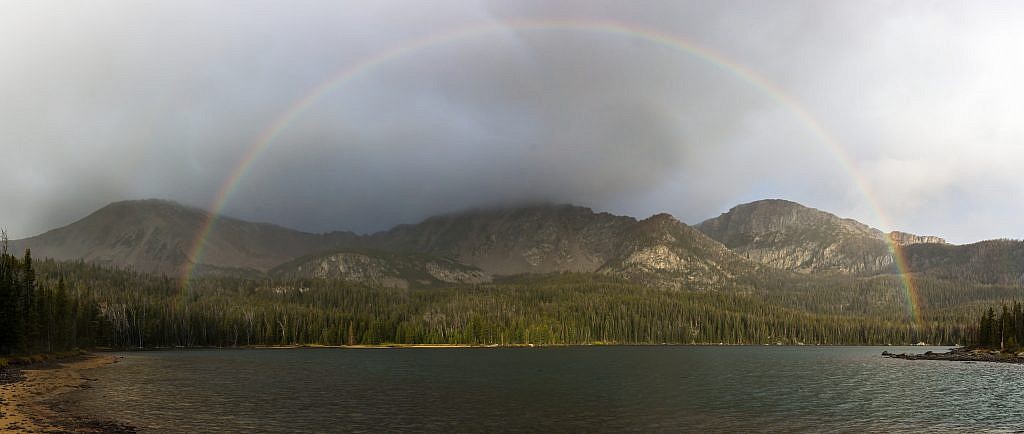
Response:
883,347,1024,364
0,354,136,433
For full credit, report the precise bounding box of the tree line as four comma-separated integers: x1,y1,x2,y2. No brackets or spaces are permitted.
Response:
1,237,105,355
975,301,1023,350
4,240,1024,354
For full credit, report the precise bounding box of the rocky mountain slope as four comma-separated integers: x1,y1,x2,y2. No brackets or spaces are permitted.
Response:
597,213,760,289
23,198,1017,288
9,200,358,275
270,249,491,288
367,204,637,275
696,199,946,274
10,200,758,288
362,204,760,288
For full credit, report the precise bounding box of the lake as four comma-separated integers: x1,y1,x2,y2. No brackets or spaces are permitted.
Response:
67,346,1024,433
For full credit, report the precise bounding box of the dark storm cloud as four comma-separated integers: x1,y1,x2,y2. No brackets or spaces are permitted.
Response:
2,1,1024,243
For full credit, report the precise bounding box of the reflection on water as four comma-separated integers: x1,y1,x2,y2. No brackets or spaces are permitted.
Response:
69,347,1024,433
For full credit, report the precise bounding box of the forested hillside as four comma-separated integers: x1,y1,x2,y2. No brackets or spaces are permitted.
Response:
5,239,1022,354
6,200,1024,355
0,244,103,355
903,240,1024,285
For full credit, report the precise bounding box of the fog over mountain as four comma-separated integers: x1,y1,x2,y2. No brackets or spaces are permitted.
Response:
3,1,1024,243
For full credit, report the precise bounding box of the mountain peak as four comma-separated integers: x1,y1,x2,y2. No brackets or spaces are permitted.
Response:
696,199,892,274
701,200,883,240
100,198,204,213
11,199,353,275
643,212,679,222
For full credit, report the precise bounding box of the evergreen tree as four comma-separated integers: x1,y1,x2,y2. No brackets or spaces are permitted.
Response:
21,249,39,353
979,308,995,347
987,307,997,347
0,236,13,353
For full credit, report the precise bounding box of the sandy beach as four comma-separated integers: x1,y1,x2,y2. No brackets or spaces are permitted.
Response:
0,354,133,433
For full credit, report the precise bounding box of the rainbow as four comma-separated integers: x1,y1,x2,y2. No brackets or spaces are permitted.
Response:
179,18,924,326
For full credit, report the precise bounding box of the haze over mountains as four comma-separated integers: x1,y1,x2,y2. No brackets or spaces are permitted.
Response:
10,198,1023,287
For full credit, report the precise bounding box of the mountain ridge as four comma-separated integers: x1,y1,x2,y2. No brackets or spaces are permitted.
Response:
9,199,360,275
12,198,1018,287
695,199,946,274
10,199,754,287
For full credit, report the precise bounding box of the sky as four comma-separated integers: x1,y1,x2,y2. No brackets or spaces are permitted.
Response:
2,1,1023,244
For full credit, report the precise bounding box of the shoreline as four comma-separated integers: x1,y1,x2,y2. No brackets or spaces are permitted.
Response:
883,347,1024,364
0,353,135,433
116,342,957,351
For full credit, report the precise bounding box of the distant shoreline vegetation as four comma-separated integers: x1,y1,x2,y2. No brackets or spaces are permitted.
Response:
974,301,1023,350
90,342,941,352
5,246,1013,355
8,199,1024,355
882,301,1024,363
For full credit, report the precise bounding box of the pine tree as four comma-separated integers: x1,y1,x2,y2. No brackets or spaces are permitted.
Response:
55,277,71,350
978,310,993,347
0,244,13,354
21,249,39,353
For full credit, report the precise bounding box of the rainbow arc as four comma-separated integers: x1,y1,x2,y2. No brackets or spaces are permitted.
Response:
179,19,924,326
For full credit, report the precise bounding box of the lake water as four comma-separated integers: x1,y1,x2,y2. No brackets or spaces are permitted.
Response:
68,346,1024,433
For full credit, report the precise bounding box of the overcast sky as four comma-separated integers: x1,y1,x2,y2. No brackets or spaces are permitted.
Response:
2,1,1023,243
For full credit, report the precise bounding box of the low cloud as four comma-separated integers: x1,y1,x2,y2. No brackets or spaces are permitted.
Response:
1,1,1023,243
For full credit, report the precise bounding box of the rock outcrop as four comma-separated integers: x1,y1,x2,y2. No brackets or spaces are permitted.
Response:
696,199,895,274
888,231,946,246
598,213,757,289
270,250,491,288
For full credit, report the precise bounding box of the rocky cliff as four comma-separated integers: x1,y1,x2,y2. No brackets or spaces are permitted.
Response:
598,213,758,289
888,231,946,246
696,199,897,274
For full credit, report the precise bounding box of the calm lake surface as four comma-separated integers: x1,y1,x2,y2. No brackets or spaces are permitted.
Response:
69,346,1024,433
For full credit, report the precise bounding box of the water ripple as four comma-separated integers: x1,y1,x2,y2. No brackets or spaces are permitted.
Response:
67,347,1024,433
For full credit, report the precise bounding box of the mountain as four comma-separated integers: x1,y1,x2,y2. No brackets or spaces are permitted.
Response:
10,199,358,275
368,204,637,275
902,239,1024,285
696,199,946,274
270,249,492,288
597,213,760,289
28,197,1010,287
10,200,756,288
366,204,757,288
